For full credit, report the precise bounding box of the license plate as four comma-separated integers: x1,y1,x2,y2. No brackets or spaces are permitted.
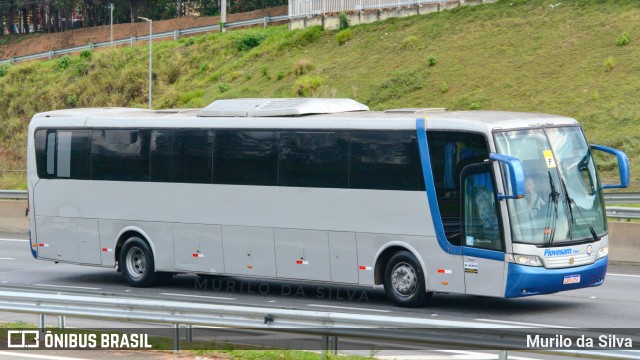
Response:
563,275,581,284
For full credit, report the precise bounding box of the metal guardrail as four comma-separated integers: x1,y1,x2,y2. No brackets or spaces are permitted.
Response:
603,192,640,203
0,287,638,358
606,206,640,220
0,15,289,66
0,190,26,200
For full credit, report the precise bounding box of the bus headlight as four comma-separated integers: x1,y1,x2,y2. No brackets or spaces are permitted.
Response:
597,245,609,259
514,254,543,267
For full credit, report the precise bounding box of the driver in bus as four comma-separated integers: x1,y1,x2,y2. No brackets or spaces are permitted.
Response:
524,177,546,216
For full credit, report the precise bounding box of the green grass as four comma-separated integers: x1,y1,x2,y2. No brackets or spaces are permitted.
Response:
1,0,640,189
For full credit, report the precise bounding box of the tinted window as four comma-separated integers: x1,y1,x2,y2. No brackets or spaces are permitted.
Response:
34,129,90,180
150,130,173,182
91,129,150,181
46,132,56,176
279,131,349,188
68,130,90,180
213,130,278,186
427,131,489,245
349,131,424,191
174,130,214,183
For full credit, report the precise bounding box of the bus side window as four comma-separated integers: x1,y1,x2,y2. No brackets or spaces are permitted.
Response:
46,131,56,176
462,167,503,251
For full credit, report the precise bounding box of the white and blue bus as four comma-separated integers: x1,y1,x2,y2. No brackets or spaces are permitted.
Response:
26,98,629,307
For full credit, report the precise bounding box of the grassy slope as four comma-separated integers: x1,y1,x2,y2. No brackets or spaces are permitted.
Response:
1,0,639,188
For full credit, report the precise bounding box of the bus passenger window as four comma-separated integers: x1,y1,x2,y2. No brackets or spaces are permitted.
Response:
46,132,56,176
463,171,502,251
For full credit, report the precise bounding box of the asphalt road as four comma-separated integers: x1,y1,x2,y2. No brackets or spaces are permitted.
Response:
0,231,638,329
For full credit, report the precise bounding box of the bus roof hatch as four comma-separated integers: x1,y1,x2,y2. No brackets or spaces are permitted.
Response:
198,98,369,117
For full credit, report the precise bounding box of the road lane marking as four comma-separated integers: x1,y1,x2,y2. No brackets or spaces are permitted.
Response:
0,351,93,360
608,273,640,278
0,238,28,242
160,292,236,300
0,257,15,260
475,318,572,328
307,304,391,313
34,284,101,290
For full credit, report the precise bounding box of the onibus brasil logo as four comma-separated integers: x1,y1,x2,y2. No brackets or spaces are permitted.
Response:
7,330,152,349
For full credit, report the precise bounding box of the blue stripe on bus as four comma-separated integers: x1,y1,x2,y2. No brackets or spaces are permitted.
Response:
504,257,607,298
462,246,504,261
415,118,462,256
29,229,37,259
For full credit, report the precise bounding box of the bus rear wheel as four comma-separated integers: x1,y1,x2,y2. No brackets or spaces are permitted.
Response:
120,236,172,287
384,251,431,307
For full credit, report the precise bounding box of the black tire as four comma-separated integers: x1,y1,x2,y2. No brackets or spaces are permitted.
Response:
120,236,163,287
384,251,431,307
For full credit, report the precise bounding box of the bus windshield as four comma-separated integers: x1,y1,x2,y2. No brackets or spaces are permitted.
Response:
494,126,606,245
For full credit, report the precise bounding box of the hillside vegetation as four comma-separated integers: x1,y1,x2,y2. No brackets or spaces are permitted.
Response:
0,0,639,189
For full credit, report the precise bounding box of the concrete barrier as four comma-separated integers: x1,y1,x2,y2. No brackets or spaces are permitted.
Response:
608,221,640,265
0,200,637,265
0,200,28,233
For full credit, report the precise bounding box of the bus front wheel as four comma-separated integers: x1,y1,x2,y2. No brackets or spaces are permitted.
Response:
120,236,172,287
384,251,431,307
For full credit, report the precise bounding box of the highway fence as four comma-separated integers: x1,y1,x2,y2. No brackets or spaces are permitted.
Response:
0,14,289,66
0,286,637,358
289,0,439,17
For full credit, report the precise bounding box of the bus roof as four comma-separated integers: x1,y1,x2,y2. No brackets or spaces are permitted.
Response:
29,98,579,132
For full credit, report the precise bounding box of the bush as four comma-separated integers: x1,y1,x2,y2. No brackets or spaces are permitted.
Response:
339,12,349,30
616,32,630,46
80,50,92,60
279,26,323,50
401,35,418,49
58,56,72,70
366,68,424,104
293,59,313,76
277,71,285,80
260,65,269,77
233,31,266,51
66,94,78,107
0,64,10,77
336,28,353,45
440,82,448,94
604,57,616,71
427,56,437,67
219,83,230,93
293,76,324,96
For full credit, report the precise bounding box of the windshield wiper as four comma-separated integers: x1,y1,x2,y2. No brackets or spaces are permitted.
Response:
560,177,599,243
544,172,560,246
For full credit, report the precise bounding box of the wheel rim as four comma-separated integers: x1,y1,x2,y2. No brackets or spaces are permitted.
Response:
391,262,418,296
125,246,147,279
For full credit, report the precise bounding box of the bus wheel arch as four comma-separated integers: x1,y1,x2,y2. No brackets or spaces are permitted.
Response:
374,244,432,307
116,229,172,287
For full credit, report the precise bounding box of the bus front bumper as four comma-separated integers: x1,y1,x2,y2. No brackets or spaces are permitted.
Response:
505,256,607,298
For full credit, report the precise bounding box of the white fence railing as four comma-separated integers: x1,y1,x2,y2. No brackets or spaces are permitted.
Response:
289,0,441,17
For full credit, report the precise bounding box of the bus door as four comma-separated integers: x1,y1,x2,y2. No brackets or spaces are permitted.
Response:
460,163,506,297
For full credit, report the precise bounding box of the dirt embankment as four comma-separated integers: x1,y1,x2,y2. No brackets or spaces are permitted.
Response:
0,6,287,60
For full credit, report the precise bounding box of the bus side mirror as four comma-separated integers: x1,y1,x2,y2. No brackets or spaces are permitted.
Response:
590,144,630,189
489,153,525,200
